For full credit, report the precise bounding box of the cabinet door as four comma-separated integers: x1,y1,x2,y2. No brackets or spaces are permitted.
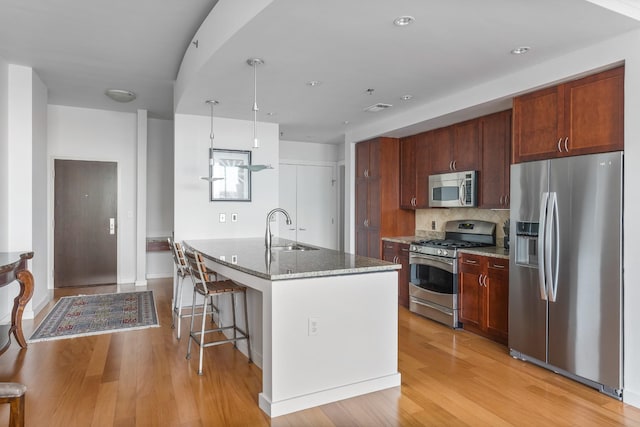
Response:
459,254,483,330
564,66,624,156
367,139,381,178
429,127,454,173
398,243,410,308
382,241,397,261
415,133,432,208
512,86,561,163
399,136,416,209
485,258,509,344
368,229,381,259
479,110,511,209
453,119,479,171
355,141,370,178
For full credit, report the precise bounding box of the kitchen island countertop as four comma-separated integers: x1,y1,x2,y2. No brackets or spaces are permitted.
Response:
184,237,400,281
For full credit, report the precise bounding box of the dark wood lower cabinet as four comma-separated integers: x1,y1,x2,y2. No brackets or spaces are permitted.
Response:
382,240,410,308
459,253,509,345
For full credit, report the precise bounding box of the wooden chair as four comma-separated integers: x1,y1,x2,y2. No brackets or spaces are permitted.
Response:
0,383,26,427
185,250,251,375
169,238,219,339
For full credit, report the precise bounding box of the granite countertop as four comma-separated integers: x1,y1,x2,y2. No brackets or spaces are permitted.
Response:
381,236,419,245
184,237,400,281
458,246,510,260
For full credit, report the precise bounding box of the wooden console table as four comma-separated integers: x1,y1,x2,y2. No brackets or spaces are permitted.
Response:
0,252,34,355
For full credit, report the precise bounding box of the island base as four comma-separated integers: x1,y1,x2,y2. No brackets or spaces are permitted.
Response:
259,373,401,417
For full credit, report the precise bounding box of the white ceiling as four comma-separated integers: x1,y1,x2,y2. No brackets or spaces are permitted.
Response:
1,0,639,144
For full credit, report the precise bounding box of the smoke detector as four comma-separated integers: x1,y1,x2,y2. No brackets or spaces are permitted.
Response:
363,103,392,113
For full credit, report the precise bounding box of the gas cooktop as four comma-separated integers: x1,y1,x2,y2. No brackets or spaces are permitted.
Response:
410,220,496,258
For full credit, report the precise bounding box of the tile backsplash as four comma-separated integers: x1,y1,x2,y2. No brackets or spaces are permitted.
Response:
415,208,510,246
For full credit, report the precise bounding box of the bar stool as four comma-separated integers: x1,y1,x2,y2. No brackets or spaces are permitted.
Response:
0,382,26,427
169,237,219,339
185,250,251,375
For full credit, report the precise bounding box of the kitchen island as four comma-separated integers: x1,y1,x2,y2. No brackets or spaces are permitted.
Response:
183,238,401,417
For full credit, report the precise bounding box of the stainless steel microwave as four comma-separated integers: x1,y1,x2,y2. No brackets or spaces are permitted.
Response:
428,170,477,208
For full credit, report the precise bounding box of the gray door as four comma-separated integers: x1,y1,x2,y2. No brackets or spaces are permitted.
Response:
54,160,117,287
509,159,548,363
547,152,622,389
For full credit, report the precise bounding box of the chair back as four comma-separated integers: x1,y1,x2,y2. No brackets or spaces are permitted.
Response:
169,237,190,277
185,250,216,293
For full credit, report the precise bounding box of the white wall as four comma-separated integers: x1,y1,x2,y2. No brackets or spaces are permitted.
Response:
280,140,338,163
344,29,640,408
147,118,174,278
173,114,279,240
30,69,48,315
0,56,8,252
48,105,138,284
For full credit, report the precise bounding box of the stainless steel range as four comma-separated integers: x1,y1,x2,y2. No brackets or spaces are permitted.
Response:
409,219,496,328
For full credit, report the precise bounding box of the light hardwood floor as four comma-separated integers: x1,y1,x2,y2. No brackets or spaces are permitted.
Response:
1,278,639,426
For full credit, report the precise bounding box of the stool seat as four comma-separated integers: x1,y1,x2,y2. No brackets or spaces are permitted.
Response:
0,382,26,427
0,383,25,398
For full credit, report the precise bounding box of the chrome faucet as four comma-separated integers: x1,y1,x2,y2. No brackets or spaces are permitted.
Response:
265,208,292,249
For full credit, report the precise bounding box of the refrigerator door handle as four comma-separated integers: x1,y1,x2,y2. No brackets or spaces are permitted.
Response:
538,192,549,300
548,192,560,302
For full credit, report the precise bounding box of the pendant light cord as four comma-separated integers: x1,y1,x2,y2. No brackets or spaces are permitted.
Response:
252,60,259,148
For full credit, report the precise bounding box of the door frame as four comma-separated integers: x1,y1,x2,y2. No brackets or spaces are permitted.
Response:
48,155,121,289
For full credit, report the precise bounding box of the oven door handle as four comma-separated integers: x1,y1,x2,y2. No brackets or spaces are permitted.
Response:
410,253,454,273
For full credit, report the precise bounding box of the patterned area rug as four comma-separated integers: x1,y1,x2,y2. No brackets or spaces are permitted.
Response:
29,291,159,342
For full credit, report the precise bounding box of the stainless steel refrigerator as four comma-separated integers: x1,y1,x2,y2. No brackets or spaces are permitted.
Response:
509,151,623,399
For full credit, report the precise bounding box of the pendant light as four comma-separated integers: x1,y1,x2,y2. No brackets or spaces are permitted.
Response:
200,100,224,182
247,58,263,149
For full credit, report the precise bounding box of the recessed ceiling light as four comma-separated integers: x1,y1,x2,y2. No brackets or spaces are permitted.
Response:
343,120,350,125
393,16,415,26
511,46,531,55
266,112,276,116
105,89,136,103
400,95,413,101
306,80,322,86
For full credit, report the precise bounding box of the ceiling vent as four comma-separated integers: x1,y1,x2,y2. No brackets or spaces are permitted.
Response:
363,103,392,113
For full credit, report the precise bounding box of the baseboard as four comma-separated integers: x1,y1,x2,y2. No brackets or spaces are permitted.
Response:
259,373,401,417
146,273,172,279
624,388,640,409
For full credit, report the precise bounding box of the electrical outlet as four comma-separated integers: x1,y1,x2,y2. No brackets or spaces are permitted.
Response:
308,317,319,336
219,213,226,223
231,255,238,264
431,220,436,230
231,213,238,222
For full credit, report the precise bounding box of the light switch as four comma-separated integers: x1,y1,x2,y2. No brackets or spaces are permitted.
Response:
219,213,226,223
231,213,238,222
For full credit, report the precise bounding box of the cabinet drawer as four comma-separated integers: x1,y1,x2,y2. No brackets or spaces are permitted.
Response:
487,258,508,271
459,253,482,273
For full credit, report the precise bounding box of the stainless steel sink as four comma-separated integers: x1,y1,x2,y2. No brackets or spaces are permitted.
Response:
270,244,318,252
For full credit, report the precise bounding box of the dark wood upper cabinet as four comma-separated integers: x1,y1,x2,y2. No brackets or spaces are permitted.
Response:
399,136,417,209
513,66,624,163
452,119,480,172
479,110,511,209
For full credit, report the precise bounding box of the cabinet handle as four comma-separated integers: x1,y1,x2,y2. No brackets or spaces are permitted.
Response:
449,160,453,171
299,228,307,231
482,275,488,287
464,259,478,264
491,263,505,269
477,274,482,286
412,197,416,207
564,137,569,152
557,138,563,152
401,248,409,253
452,160,457,170
505,194,510,205
499,195,504,205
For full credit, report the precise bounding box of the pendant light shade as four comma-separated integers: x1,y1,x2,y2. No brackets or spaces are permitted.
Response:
247,58,264,149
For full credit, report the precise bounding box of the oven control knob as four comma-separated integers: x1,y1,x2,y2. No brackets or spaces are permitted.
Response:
437,249,443,255
443,250,448,256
